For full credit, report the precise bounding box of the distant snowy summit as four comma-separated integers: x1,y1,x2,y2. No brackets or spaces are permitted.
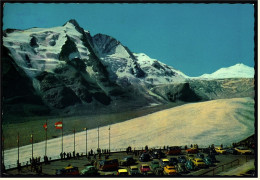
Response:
198,63,254,79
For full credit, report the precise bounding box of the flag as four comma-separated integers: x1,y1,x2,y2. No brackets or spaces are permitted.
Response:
30,134,33,143
43,123,47,131
55,121,63,129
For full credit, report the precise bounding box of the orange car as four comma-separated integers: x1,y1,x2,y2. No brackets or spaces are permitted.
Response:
166,146,181,155
186,148,199,154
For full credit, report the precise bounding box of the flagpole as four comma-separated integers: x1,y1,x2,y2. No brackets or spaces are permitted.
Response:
2,131,4,166
31,132,33,160
98,125,99,149
45,120,47,156
62,119,63,154
73,128,75,153
86,128,88,157
109,126,110,153
17,132,19,166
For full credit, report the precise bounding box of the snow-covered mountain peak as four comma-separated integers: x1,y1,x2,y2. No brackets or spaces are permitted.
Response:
198,63,254,79
93,33,130,58
232,63,252,68
63,19,81,28
132,52,188,84
3,20,92,78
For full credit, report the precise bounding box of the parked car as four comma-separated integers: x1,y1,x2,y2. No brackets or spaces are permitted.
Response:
177,156,187,163
117,169,128,176
169,157,178,166
186,148,199,154
159,158,170,167
234,147,252,155
192,158,206,168
140,164,151,174
215,147,226,154
119,156,136,166
163,165,177,175
166,146,182,155
56,165,80,175
139,153,151,162
150,150,166,159
80,166,99,175
185,154,195,161
196,153,205,159
203,156,214,166
150,161,160,171
98,159,119,171
185,160,196,171
176,163,188,174
129,166,140,176
225,148,238,155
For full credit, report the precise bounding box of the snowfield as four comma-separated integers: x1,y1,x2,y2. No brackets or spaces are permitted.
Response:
4,97,254,168
198,63,254,79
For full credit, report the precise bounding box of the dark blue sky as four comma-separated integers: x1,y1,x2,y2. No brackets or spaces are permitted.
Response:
3,3,254,76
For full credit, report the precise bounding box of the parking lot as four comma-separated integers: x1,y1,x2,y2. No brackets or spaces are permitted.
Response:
3,146,255,177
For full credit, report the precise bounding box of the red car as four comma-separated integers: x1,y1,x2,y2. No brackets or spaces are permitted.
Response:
98,159,119,171
186,148,199,154
140,164,151,174
166,146,181,155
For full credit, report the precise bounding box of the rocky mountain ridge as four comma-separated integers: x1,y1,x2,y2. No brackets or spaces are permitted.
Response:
2,19,255,119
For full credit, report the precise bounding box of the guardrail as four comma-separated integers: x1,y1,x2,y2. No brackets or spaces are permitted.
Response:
199,159,240,176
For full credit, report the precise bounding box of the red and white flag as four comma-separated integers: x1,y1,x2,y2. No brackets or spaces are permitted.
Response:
43,123,47,131
55,121,63,129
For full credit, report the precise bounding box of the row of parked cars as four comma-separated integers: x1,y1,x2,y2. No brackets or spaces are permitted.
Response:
55,146,253,176
214,146,252,155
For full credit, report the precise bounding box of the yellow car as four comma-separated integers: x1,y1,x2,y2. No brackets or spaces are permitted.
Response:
215,147,226,154
235,147,252,155
117,169,128,176
160,158,170,167
192,158,206,168
163,165,177,175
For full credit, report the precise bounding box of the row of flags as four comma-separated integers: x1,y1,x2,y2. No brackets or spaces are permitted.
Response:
43,121,63,130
